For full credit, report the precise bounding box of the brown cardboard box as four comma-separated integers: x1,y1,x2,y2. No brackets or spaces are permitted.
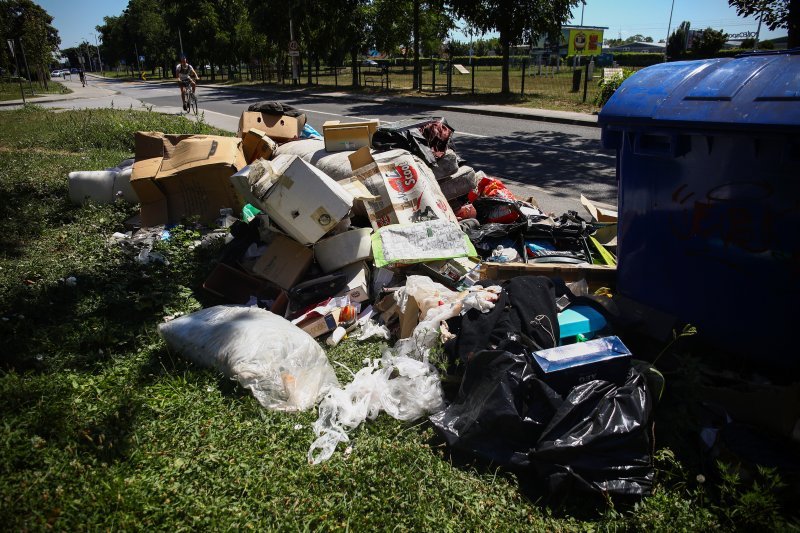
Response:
242,128,278,164
237,112,301,143
130,132,245,226
252,234,313,290
322,120,379,152
580,194,618,223
202,263,288,315
479,262,616,292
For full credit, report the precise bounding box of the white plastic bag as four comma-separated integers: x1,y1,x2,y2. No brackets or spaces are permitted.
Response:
158,305,339,411
308,354,444,464
392,276,502,361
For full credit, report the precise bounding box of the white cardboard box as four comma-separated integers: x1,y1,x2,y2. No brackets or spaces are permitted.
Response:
261,154,354,245
335,261,370,303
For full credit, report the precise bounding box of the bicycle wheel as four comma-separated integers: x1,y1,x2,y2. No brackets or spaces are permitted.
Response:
190,91,198,115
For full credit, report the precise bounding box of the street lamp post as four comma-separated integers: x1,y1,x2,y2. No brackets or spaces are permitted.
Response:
94,34,103,75
580,1,586,27
665,0,676,62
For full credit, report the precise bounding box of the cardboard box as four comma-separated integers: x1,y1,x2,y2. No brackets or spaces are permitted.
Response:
323,120,379,152
532,336,632,395
349,147,458,230
242,128,278,164
335,261,370,303
131,131,245,226
297,308,341,338
260,155,353,245
237,112,301,143
252,234,313,290
202,263,288,315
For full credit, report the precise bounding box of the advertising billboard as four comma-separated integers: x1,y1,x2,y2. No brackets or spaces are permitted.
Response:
566,28,604,56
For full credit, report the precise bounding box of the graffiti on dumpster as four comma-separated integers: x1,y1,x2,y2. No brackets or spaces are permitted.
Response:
666,180,799,275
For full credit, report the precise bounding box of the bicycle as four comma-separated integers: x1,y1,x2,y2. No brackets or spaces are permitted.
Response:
181,79,198,115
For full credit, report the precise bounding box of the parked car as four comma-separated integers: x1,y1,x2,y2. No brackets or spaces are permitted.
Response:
361,60,379,67
70,68,79,74
50,69,63,78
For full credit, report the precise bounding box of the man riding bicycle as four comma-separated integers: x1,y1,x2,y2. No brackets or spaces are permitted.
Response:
175,55,198,112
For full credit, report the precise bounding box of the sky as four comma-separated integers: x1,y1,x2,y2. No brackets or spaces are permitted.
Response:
41,0,784,51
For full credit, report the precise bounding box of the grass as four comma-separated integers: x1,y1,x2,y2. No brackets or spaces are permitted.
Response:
0,106,797,530
0,80,71,102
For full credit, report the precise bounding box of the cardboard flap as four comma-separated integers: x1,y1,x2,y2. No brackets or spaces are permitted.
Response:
339,177,379,200
348,146,375,171
134,131,165,159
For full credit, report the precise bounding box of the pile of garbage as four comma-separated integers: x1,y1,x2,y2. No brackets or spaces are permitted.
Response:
68,102,654,499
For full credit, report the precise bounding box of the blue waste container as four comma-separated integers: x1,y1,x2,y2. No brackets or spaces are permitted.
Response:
598,50,800,368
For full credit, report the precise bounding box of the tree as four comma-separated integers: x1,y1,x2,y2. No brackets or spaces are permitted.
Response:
667,20,690,58
0,0,61,83
692,27,728,55
728,0,799,48
451,0,578,94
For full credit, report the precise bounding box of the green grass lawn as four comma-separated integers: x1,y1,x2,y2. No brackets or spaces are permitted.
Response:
0,106,795,530
0,80,71,102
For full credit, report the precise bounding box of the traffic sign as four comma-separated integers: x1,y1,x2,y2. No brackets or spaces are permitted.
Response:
289,40,299,52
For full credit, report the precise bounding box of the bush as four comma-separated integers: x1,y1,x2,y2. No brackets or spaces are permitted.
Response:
595,68,635,107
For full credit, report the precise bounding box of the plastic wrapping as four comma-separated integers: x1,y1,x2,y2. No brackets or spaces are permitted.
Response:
430,353,655,498
308,355,445,464
158,305,340,411
392,276,501,362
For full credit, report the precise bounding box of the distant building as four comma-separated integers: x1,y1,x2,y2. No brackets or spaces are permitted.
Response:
606,41,666,54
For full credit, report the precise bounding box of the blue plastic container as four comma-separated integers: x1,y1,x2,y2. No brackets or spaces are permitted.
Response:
558,305,607,341
599,50,800,367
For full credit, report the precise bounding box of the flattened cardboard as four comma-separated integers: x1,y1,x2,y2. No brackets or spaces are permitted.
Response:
237,112,300,143
399,295,420,339
242,128,277,163
479,262,616,292
131,132,245,226
580,194,618,223
252,234,313,290
261,155,353,245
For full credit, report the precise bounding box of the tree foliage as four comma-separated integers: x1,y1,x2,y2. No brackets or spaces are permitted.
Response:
450,0,578,93
728,0,798,47
0,0,60,81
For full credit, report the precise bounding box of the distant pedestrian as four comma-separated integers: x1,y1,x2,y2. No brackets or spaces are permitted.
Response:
78,68,86,87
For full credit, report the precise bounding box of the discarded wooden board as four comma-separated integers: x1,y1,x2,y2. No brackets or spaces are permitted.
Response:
453,63,470,74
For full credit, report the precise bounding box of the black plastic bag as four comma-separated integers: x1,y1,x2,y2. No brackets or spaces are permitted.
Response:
430,354,655,499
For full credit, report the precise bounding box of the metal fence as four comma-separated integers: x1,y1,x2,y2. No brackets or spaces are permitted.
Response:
128,58,640,106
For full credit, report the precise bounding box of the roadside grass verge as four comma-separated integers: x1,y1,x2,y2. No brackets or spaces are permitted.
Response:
0,106,795,530
0,80,71,102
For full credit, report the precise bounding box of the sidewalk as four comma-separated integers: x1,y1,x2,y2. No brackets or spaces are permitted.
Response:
0,75,117,107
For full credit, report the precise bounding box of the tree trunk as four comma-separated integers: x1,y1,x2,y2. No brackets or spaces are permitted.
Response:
211,61,216,82
412,0,420,89
351,47,359,87
307,51,313,85
500,29,510,94
789,0,799,48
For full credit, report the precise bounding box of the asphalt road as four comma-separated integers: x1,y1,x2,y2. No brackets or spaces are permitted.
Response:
93,78,619,215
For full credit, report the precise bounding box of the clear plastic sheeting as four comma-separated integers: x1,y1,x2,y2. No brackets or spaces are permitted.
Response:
392,275,502,362
308,355,445,464
158,305,340,412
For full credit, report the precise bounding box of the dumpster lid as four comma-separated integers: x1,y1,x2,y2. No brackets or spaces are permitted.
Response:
598,50,800,132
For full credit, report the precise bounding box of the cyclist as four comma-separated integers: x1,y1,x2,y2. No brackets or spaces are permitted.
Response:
175,55,198,112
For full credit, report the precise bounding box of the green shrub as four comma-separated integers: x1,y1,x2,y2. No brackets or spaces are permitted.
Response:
612,52,665,67
595,68,635,107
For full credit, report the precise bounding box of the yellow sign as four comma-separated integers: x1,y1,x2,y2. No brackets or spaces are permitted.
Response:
567,28,604,56
140,72,147,81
